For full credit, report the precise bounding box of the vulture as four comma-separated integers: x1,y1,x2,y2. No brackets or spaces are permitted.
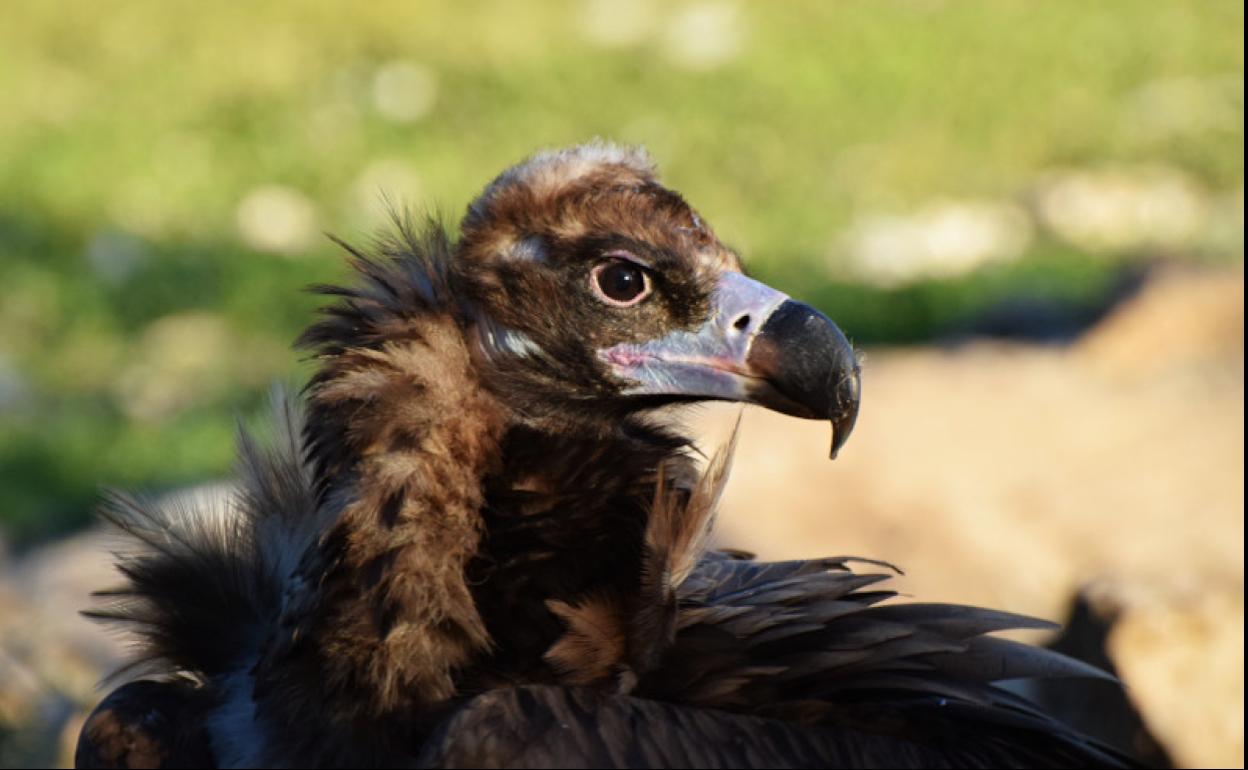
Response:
77,143,1133,769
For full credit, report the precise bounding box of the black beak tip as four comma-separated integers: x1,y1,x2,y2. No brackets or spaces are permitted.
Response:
829,368,860,460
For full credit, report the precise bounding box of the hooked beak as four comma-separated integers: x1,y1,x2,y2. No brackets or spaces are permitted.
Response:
600,272,861,458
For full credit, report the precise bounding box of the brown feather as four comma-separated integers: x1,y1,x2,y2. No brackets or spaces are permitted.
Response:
543,596,629,686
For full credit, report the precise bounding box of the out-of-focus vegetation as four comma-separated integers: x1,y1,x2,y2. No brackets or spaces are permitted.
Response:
0,1,1242,541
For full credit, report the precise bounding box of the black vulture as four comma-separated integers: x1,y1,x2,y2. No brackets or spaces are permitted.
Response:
76,143,1132,768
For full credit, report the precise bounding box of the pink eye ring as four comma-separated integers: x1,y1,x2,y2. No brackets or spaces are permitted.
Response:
591,259,651,306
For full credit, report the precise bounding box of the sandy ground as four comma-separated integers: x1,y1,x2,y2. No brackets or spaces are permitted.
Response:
1,265,1243,767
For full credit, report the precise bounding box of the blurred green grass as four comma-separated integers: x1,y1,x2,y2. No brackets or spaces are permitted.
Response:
0,1,1242,541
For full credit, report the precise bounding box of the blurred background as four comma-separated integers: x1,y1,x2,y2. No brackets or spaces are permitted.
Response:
0,1,1241,767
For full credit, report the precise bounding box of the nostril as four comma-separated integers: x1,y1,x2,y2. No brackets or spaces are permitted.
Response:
733,314,751,332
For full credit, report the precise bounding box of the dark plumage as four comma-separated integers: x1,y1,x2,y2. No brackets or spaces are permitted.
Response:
78,143,1133,768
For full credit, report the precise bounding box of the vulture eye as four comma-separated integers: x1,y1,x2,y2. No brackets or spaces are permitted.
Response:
591,259,651,307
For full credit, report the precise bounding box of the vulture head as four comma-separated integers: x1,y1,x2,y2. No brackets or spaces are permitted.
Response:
452,144,860,455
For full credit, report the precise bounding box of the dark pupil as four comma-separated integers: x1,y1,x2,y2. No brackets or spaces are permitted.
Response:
599,262,645,302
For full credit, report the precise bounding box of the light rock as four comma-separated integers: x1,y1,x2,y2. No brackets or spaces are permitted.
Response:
838,199,1033,286
1099,579,1245,770
660,1,745,71
1077,265,1244,381
236,184,318,256
371,61,438,124
1033,166,1211,254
